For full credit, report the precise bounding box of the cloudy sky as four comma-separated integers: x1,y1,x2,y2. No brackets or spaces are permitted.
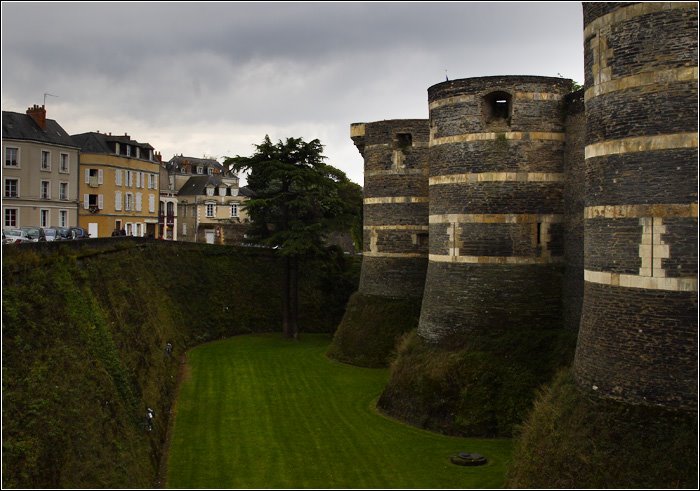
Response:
1,2,584,186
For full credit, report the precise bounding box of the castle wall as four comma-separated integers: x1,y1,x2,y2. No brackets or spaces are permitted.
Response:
352,120,430,298
574,2,698,410
562,90,586,331
417,76,573,342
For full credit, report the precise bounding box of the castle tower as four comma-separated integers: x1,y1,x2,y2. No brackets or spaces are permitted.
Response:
352,120,430,298
417,76,573,342
574,2,698,409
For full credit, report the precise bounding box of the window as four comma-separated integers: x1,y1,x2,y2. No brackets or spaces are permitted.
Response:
148,173,156,189
125,193,134,211
41,150,51,170
207,167,213,175
197,166,203,174
206,187,214,197
115,191,122,211
59,153,69,173
206,203,215,217
59,210,67,227
483,91,512,127
231,203,238,217
182,222,187,236
4,208,18,227
40,209,49,227
59,182,68,200
40,180,50,199
5,178,19,197
85,168,102,187
126,223,133,235
115,219,122,231
5,147,19,167
125,170,133,187
219,186,227,196
149,194,155,213
126,145,132,157
135,223,142,237
116,169,123,186
394,133,413,149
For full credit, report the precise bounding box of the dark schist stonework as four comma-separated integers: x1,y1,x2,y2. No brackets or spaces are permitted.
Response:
418,75,571,342
575,2,698,410
354,119,430,300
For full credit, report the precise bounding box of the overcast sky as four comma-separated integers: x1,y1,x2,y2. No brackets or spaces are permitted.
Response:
1,2,584,186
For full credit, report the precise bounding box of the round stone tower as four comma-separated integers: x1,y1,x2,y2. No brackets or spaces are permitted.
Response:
352,119,430,298
417,76,573,343
574,2,698,409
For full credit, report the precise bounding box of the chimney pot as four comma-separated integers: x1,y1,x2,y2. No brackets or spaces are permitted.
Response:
26,104,47,129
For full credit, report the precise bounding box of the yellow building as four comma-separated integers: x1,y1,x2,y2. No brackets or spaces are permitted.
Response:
72,132,161,238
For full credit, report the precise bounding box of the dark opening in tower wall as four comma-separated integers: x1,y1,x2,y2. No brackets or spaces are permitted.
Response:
483,91,512,127
394,133,413,150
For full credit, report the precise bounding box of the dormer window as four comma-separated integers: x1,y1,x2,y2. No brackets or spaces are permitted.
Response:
206,186,214,196
197,166,204,174
208,167,213,176
219,186,227,196
126,145,131,157
482,91,512,128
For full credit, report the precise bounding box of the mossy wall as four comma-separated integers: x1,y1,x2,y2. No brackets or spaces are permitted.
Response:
376,328,577,438
326,293,422,368
2,240,359,488
506,370,698,488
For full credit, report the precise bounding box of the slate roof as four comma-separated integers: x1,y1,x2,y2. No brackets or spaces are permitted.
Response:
167,155,223,172
71,131,155,156
2,111,79,148
177,175,252,197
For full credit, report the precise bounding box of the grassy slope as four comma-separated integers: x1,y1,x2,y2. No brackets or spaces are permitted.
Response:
166,333,512,489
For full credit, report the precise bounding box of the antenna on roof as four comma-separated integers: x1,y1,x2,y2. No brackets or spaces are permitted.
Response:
43,92,59,106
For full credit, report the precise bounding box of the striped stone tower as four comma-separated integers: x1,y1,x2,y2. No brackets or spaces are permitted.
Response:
574,2,698,409
417,76,573,342
351,120,430,299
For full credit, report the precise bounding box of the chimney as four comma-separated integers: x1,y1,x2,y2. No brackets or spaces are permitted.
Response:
26,104,46,129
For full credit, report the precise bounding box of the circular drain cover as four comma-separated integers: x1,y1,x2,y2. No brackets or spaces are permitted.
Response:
450,452,487,466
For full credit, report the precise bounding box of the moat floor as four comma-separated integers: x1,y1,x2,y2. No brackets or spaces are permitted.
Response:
165,333,512,488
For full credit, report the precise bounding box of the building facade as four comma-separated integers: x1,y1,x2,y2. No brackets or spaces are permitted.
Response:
71,132,161,238
2,105,80,229
176,173,250,244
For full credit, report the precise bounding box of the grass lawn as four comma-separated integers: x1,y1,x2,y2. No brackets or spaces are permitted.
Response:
165,333,512,488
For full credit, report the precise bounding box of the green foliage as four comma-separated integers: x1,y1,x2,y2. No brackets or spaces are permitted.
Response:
167,334,512,488
224,135,361,257
377,328,578,438
326,293,422,368
507,369,698,488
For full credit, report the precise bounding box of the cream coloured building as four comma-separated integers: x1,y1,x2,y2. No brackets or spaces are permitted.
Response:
2,105,80,229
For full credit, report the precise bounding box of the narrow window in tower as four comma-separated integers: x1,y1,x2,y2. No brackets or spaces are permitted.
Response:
482,91,512,128
395,133,413,149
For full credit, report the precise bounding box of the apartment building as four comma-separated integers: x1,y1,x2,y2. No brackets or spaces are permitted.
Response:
2,105,80,229
71,131,161,238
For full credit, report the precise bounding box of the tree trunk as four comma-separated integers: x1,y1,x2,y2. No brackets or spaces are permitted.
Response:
289,256,299,339
282,255,292,338
282,255,299,339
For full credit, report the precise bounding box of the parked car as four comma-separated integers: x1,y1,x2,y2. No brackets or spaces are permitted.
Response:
20,226,46,242
3,228,32,245
55,227,72,240
68,227,90,239
44,227,60,242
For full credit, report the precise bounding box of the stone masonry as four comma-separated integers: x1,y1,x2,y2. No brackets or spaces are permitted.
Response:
351,2,697,411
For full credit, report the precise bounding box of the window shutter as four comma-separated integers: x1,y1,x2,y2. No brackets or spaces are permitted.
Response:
116,169,122,186
149,194,155,213
115,191,122,211
83,194,89,209
136,192,142,212
129,172,133,187
85,169,90,184
98,194,104,209
98,169,104,185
